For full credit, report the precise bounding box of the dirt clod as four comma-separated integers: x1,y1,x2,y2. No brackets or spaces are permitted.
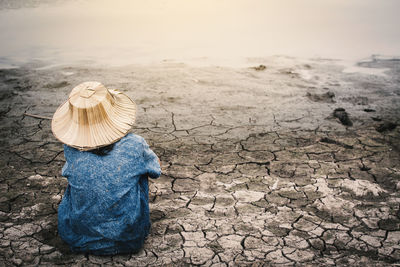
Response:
306,91,335,103
333,108,353,126
375,121,397,132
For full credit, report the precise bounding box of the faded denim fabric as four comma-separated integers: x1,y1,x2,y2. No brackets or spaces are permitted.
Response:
58,134,161,255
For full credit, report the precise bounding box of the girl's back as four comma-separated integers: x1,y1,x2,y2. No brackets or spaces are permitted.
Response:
59,133,160,255
52,82,161,255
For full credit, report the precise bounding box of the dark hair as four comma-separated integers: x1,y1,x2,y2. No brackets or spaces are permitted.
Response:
91,143,115,156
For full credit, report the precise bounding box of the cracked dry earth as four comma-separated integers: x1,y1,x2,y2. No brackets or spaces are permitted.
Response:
0,57,400,266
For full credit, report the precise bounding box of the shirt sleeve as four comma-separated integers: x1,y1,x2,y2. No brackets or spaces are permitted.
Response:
142,139,161,179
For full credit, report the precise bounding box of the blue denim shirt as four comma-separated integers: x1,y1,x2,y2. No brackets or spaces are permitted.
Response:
58,134,161,255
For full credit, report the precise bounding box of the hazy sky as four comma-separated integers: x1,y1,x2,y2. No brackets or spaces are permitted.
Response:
0,0,399,67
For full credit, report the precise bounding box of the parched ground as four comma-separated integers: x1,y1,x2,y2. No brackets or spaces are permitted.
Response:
0,57,399,266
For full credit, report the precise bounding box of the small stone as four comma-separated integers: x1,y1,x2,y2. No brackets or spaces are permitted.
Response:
333,108,353,126
28,174,45,181
252,65,266,71
40,244,56,254
375,122,397,132
306,91,335,103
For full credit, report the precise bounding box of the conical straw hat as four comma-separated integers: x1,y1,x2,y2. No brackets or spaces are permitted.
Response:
51,81,136,151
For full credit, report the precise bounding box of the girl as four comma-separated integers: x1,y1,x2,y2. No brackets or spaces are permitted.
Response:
52,81,161,255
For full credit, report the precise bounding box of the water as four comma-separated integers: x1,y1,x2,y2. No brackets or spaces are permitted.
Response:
0,0,399,68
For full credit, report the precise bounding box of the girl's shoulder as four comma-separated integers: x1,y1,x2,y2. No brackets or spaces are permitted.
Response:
114,133,153,155
118,133,147,148
63,133,148,160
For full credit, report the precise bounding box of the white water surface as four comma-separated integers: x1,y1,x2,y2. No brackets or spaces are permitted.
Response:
0,0,399,68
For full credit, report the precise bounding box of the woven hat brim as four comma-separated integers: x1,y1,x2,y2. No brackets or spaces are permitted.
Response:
51,89,136,151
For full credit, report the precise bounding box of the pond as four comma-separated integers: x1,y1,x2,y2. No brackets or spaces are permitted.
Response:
0,0,399,68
